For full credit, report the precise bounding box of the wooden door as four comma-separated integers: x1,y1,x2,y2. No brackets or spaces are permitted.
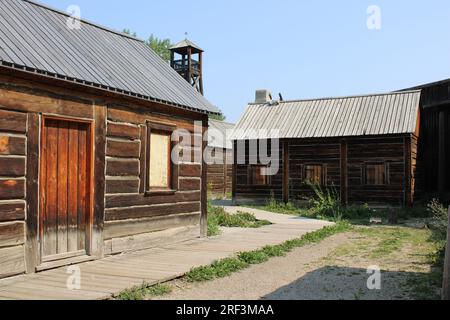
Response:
40,117,92,262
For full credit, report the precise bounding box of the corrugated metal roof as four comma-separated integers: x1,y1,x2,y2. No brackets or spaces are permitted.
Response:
0,0,219,114
208,119,235,149
231,91,421,140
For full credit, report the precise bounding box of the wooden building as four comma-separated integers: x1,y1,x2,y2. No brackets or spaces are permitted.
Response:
0,0,220,279
206,120,234,198
401,79,450,201
231,90,421,207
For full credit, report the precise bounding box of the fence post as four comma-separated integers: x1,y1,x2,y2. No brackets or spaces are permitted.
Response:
443,206,450,300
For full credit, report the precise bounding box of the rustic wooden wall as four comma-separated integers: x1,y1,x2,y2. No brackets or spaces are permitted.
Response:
411,134,419,202
234,136,413,206
288,139,341,201
0,109,27,279
347,136,406,205
225,149,233,196
0,69,207,277
234,140,283,204
414,81,450,200
103,106,204,254
206,147,233,198
418,109,440,194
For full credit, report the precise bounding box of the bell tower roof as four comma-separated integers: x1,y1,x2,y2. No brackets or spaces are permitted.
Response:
170,39,204,54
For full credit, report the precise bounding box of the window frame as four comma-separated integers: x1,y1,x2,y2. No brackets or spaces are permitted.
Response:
145,121,178,196
303,164,327,186
364,162,389,186
248,165,272,186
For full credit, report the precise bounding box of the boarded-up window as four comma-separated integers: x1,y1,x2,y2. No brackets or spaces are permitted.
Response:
365,163,386,185
250,166,271,186
149,132,171,189
304,165,324,185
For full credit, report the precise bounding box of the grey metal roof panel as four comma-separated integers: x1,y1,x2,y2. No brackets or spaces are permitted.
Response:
231,91,421,140
0,0,219,114
208,119,235,149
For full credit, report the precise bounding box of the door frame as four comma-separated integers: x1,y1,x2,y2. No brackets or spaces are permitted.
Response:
38,114,95,267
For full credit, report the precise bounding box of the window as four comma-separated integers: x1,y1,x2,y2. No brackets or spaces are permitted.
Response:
365,163,386,185
146,122,177,193
149,132,171,188
249,165,271,186
304,165,325,185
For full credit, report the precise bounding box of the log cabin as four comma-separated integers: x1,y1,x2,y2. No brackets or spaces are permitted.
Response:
0,0,220,279
206,120,234,199
231,89,422,207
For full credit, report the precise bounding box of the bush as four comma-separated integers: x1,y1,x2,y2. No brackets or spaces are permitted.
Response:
344,203,374,220
308,183,344,221
427,199,449,239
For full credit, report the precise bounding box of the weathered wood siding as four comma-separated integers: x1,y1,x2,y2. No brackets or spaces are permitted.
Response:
288,139,341,201
413,81,450,200
234,140,283,204
411,134,419,201
104,106,203,255
234,136,413,206
0,71,205,277
206,147,233,198
0,108,27,278
418,108,440,194
346,136,406,205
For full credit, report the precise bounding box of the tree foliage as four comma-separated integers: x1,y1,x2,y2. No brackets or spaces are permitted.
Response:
122,29,172,62
122,29,227,120
122,29,137,38
145,34,172,63
209,113,226,121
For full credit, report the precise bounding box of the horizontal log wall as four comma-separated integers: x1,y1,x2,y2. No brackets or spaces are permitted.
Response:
0,108,27,278
0,70,206,275
288,139,341,201
235,140,283,204
346,136,406,205
225,149,233,196
234,136,412,206
207,147,233,198
104,106,203,254
0,76,97,277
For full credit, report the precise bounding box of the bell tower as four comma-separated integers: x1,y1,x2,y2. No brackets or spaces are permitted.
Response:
170,39,204,95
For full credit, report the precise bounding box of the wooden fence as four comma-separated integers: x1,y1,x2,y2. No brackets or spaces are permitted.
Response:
443,206,450,300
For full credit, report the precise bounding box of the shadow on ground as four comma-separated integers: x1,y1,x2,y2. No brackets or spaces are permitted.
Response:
262,266,437,300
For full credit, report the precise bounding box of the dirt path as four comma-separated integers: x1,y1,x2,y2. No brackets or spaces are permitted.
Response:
154,226,441,300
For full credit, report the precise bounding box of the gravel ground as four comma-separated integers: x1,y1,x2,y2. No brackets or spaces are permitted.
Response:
153,226,440,300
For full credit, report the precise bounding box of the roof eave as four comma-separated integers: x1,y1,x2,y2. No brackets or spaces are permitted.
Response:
0,62,220,116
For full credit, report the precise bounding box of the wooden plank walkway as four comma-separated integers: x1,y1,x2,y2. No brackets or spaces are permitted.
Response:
0,207,332,300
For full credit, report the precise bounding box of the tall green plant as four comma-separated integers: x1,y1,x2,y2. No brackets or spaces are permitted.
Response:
307,182,344,221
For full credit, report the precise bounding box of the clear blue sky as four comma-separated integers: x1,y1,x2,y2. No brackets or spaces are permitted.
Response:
39,0,450,123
